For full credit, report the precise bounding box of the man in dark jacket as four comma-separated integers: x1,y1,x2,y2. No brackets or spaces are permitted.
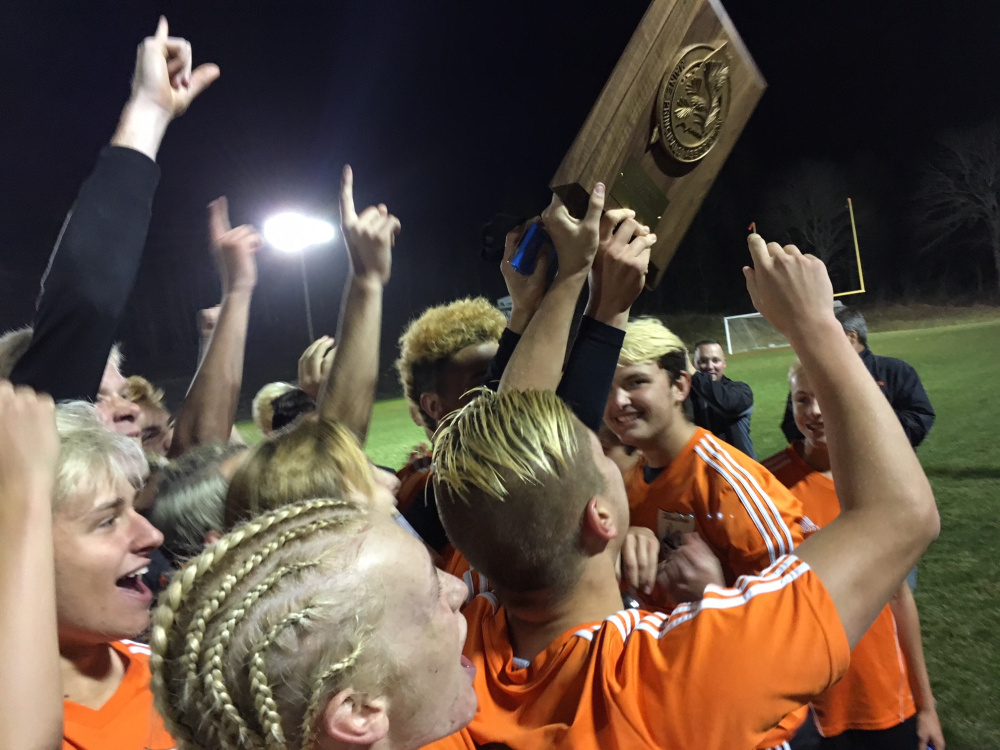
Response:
689,339,756,458
780,306,936,448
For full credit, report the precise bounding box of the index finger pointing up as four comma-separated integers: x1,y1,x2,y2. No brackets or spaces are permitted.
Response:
340,164,357,224
746,233,771,269
208,197,231,243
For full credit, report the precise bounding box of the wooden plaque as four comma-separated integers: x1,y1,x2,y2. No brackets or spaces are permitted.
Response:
550,0,766,288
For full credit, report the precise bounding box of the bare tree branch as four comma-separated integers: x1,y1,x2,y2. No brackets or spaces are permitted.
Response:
915,120,1000,290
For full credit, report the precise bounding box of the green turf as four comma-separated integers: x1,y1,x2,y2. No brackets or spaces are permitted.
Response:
727,320,1000,749
238,312,1000,746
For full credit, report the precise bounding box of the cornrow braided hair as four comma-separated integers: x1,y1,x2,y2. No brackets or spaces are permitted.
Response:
150,496,382,750
250,605,325,748
300,639,366,746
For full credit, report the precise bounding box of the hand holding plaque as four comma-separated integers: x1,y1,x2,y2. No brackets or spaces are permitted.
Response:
550,0,765,288
539,183,606,278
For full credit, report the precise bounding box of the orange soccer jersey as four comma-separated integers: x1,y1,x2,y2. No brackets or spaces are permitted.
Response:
764,446,917,736
62,640,174,750
395,456,479,590
625,427,804,586
426,556,848,750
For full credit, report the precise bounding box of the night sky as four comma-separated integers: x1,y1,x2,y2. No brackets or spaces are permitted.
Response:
2,1,998,399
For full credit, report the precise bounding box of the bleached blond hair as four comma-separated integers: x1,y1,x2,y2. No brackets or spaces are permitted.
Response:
53,401,148,510
252,382,295,435
395,297,506,430
433,389,603,597
618,317,688,368
150,497,388,750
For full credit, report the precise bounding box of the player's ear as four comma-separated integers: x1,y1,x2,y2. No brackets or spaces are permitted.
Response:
418,392,443,424
583,496,619,543
673,371,692,403
319,690,389,745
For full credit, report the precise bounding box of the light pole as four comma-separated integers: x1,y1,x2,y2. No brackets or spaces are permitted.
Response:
263,211,336,342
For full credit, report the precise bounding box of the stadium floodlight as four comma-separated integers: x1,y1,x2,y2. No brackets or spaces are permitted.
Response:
263,212,337,341
263,212,336,253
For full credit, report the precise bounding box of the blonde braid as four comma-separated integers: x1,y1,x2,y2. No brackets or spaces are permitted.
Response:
197,519,340,744
249,605,325,748
300,639,366,747
150,497,359,750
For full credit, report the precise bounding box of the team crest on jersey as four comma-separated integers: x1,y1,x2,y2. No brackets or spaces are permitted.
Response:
657,509,696,551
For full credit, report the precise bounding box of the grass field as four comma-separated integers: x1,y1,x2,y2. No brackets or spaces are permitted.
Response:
241,311,1000,747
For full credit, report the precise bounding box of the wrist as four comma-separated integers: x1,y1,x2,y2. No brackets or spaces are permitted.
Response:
222,284,256,300
592,305,629,330
508,307,535,335
111,99,171,161
350,273,385,294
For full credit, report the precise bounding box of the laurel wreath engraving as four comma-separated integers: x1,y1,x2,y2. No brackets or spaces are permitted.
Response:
674,59,729,139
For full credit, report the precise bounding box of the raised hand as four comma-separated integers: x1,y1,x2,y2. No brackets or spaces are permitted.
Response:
209,197,261,296
298,336,336,400
501,219,550,333
589,209,655,327
0,382,61,750
743,234,836,342
657,533,724,604
339,165,400,286
0,382,59,504
130,17,220,121
539,184,605,278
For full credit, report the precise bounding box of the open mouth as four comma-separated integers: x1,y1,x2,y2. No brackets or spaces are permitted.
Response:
115,567,151,598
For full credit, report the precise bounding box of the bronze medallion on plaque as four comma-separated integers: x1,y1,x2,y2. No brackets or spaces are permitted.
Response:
549,0,766,288
655,43,731,163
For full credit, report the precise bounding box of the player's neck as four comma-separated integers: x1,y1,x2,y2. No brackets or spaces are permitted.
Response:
502,556,624,663
641,419,697,469
59,639,125,710
796,440,832,476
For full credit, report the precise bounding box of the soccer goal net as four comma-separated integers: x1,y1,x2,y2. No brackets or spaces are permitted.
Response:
723,312,791,355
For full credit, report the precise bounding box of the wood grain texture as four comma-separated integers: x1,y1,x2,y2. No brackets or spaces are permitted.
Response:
550,0,766,288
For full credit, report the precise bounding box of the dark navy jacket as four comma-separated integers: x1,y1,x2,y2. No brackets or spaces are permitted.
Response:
689,371,755,458
781,346,936,448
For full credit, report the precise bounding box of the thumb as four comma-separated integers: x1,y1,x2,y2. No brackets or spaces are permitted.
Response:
743,265,758,301
583,182,606,232
187,63,220,101
154,16,169,45
208,197,231,243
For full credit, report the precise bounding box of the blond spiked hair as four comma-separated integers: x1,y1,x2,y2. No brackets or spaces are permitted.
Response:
150,497,387,750
433,389,603,598
618,317,688,368
395,297,506,430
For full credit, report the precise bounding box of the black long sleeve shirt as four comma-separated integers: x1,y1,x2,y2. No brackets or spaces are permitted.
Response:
10,146,160,400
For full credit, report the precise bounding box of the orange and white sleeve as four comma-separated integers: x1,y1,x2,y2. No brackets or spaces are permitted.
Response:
619,555,849,748
696,438,804,576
